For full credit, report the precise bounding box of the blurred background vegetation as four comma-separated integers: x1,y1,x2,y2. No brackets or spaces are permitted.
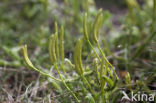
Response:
0,0,156,102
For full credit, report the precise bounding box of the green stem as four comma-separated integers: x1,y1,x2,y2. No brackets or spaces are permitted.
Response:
97,42,119,80
81,75,95,98
30,66,61,82
87,40,101,62
54,63,80,102
65,70,93,83
100,58,105,103
59,61,66,74
101,91,106,103
95,62,100,83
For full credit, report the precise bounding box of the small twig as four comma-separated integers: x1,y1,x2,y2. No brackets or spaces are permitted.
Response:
0,67,36,74
107,42,140,60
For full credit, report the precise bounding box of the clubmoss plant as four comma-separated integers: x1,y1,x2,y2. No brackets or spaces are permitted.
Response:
22,9,119,103
125,72,132,91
